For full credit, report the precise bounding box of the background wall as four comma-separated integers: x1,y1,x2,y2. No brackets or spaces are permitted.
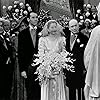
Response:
84,0,100,5
0,0,100,17
40,0,72,19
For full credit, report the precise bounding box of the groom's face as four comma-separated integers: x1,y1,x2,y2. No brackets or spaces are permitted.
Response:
29,12,38,26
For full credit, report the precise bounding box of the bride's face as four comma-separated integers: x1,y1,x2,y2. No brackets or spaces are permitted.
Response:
48,22,57,35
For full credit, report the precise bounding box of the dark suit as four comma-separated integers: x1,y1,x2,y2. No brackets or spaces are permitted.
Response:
0,35,12,100
18,26,42,100
64,30,88,100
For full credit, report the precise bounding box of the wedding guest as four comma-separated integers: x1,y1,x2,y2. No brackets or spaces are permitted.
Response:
18,12,42,100
81,19,92,38
2,19,14,100
0,18,11,100
10,16,29,100
65,19,88,100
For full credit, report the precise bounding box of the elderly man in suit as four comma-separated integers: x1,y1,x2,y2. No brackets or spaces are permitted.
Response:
0,18,12,100
64,19,88,100
18,12,42,100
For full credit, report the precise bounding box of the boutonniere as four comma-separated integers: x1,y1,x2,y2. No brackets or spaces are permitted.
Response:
77,38,80,43
80,44,84,47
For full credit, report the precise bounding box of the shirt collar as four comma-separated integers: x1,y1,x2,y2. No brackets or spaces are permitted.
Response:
71,32,77,37
29,24,37,30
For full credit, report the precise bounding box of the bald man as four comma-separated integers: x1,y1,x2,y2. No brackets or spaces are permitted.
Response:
18,12,42,100
64,19,88,100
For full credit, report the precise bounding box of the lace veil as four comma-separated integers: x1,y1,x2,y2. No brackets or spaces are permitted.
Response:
40,20,65,37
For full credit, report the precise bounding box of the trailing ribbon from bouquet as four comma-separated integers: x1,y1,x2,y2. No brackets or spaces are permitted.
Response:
31,50,75,85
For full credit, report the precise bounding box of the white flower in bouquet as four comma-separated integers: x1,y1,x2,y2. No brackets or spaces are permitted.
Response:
32,50,75,85
80,20,84,23
79,22,83,26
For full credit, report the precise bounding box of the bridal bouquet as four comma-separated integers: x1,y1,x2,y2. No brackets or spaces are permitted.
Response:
31,50,75,85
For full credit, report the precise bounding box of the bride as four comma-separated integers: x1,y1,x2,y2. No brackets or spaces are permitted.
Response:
37,20,67,100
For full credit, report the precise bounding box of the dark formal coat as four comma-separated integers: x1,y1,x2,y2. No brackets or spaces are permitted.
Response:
18,26,42,100
0,35,12,99
65,31,88,88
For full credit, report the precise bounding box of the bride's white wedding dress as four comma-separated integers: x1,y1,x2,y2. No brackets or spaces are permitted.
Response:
38,36,67,100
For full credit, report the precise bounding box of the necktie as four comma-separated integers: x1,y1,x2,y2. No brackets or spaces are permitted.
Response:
30,28,36,48
71,33,76,45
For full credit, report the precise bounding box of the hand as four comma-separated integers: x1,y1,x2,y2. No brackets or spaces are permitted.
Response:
84,84,90,100
21,71,27,78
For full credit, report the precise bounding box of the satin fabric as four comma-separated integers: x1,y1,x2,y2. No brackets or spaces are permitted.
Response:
84,25,100,100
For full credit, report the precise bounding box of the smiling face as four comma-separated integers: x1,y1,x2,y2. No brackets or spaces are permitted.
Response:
47,22,57,35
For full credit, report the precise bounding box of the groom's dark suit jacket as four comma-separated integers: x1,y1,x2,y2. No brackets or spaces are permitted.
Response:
18,26,42,100
65,30,88,88
18,26,41,73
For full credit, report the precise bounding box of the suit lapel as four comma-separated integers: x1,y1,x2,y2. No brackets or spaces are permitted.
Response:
35,28,40,53
0,35,8,50
66,33,70,52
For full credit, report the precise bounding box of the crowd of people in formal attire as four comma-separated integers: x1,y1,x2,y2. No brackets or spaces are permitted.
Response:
0,1,100,100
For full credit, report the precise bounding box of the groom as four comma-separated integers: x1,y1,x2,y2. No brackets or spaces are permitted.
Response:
18,12,42,100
